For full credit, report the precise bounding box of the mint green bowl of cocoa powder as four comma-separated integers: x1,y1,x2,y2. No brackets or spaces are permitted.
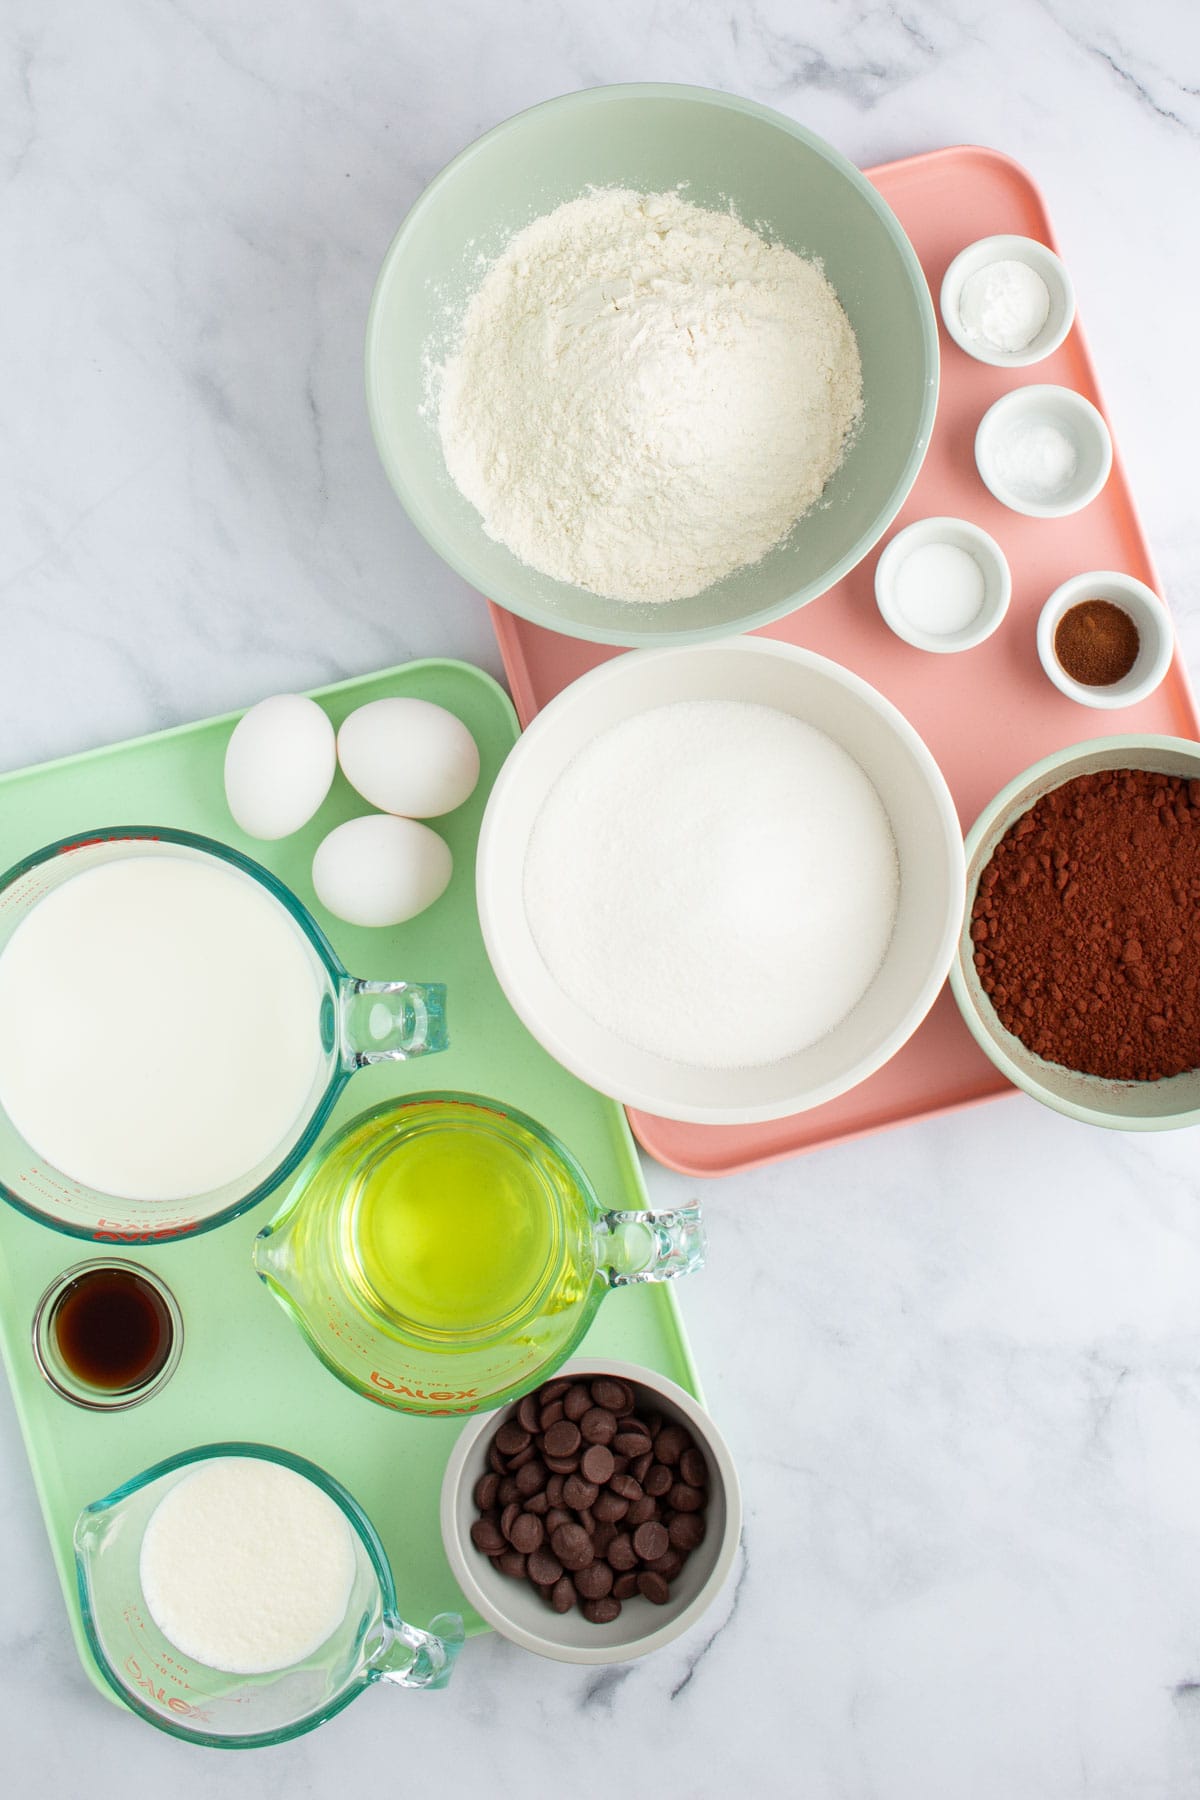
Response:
365,83,937,647
952,736,1200,1131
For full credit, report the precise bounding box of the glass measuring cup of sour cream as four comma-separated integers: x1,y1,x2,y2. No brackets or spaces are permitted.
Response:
0,829,448,1243
74,1443,462,1748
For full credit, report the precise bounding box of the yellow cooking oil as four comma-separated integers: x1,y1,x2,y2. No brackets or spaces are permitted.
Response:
334,1100,592,1340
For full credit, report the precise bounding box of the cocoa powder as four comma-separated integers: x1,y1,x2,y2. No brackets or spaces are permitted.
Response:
971,768,1200,1080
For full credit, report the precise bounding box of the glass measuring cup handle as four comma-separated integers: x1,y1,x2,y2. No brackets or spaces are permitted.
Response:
372,1611,464,1690
602,1202,706,1287
338,977,449,1066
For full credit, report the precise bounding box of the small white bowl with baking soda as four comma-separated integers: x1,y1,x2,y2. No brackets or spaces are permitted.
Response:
441,1359,741,1664
940,234,1075,368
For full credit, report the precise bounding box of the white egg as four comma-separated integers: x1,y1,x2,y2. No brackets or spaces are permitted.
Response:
311,815,452,928
337,697,480,819
224,695,336,841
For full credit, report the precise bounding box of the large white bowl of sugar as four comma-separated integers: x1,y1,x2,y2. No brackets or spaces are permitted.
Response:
477,639,964,1124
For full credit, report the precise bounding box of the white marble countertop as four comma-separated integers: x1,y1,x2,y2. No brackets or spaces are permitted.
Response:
3,2,1200,1795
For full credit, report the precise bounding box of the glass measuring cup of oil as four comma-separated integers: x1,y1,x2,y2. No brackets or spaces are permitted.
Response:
253,1093,705,1416
74,1442,461,1748
0,828,448,1244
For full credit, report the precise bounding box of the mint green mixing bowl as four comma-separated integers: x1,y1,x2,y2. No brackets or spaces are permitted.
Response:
365,84,938,647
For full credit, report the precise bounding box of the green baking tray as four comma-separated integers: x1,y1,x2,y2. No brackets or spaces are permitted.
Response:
0,658,701,1704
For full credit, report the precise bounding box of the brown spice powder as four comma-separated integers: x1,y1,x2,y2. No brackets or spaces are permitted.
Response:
971,768,1200,1081
1053,599,1139,686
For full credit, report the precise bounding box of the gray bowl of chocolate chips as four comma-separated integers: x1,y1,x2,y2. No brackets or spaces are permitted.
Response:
440,1358,742,1664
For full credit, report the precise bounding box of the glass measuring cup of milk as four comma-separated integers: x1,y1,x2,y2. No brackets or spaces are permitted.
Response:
74,1442,462,1748
0,829,447,1243
253,1092,705,1415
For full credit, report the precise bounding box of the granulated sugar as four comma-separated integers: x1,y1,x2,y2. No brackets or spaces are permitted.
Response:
139,1457,357,1675
523,701,899,1069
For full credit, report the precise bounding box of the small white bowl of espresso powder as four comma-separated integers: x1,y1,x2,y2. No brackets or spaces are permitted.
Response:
477,640,964,1124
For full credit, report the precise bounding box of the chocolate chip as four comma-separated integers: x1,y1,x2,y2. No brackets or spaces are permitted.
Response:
575,1560,614,1600
550,1575,576,1613
528,1548,563,1586
591,1378,633,1414
543,1419,582,1459
606,1532,637,1572
562,1474,599,1511
515,1459,547,1497
592,1490,628,1523
509,1512,544,1555
637,1571,671,1605
644,1463,673,1497
654,1424,688,1466
470,1518,505,1555
470,1377,713,1633
580,1407,617,1445
550,1522,594,1571
581,1444,615,1485
680,1448,707,1488
582,1597,622,1624
495,1423,532,1458
633,1520,669,1562
669,1512,706,1551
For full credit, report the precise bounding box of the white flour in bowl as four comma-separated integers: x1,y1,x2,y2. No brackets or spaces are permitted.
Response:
523,699,898,1068
139,1457,358,1675
435,189,862,603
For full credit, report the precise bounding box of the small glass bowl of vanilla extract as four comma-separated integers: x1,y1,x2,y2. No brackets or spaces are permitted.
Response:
32,1262,182,1411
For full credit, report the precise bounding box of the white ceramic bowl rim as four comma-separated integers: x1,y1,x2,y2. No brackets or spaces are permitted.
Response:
939,232,1075,369
974,385,1113,519
476,638,966,1124
1035,571,1174,711
875,514,1012,652
440,1357,742,1664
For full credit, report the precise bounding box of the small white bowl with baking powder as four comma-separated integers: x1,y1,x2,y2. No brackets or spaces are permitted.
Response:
875,516,1011,654
975,385,1112,519
940,234,1075,368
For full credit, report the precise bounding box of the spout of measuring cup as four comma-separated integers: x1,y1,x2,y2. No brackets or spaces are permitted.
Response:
602,1201,706,1287
338,977,448,1068
374,1612,464,1690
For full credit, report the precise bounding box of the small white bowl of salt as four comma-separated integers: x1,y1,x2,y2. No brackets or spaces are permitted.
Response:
940,234,1074,368
875,516,1011,654
975,385,1113,519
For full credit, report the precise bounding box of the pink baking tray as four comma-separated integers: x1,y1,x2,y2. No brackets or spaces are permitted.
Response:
487,145,1200,1177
